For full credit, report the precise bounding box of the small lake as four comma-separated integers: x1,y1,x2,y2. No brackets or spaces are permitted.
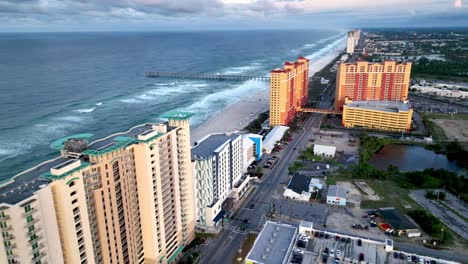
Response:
369,144,462,172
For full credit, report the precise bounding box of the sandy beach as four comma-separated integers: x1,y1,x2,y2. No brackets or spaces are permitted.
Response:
190,39,346,144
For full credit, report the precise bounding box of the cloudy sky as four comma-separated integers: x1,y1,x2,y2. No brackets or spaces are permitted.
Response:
0,0,466,32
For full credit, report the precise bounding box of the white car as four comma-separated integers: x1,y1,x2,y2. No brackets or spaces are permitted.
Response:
336,250,341,257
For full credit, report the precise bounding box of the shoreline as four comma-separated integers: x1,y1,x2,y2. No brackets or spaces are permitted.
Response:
190,39,346,144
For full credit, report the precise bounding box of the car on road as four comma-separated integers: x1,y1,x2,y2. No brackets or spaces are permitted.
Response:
293,147,297,150
249,204,255,209
324,248,329,254
272,156,278,159
322,256,328,263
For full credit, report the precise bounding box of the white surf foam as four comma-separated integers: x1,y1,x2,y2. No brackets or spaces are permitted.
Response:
120,98,142,104
96,102,103,106
74,107,96,113
305,34,347,61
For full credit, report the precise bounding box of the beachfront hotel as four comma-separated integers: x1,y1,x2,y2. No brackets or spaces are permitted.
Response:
192,133,243,228
335,60,412,110
346,29,361,54
342,99,413,132
269,57,310,127
0,112,196,264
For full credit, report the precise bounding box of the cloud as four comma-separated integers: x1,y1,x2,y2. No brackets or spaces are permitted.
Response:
0,0,467,31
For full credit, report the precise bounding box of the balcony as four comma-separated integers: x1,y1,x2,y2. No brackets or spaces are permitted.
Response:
4,243,16,250
0,214,10,221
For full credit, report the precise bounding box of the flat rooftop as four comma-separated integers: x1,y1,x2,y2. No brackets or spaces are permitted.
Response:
379,207,418,230
246,221,297,264
0,158,66,205
192,133,240,159
345,100,410,113
327,185,348,199
0,123,170,205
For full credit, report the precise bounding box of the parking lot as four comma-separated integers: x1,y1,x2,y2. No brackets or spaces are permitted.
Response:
311,130,359,155
291,230,458,264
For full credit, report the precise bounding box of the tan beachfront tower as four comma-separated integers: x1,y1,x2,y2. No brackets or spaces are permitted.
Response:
335,60,412,110
269,57,310,127
0,112,195,264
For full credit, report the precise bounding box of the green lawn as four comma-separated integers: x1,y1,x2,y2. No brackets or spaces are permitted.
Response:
362,180,421,212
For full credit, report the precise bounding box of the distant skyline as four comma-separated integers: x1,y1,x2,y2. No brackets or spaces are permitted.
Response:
0,0,467,32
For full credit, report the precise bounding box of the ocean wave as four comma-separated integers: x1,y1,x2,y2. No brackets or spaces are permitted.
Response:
120,98,142,104
55,116,86,123
74,107,96,113
96,102,103,106
305,34,346,60
220,63,262,75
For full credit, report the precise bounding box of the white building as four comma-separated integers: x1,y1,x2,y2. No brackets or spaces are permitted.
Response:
263,126,289,154
283,173,312,202
192,133,243,228
313,144,336,158
411,85,468,98
242,133,263,172
327,185,348,206
245,221,297,264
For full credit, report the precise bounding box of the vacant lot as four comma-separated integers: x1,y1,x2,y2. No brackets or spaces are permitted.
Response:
431,119,468,142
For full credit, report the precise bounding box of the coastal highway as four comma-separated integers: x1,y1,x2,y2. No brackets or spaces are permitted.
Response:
199,87,334,264
200,92,335,263
200,112,326,264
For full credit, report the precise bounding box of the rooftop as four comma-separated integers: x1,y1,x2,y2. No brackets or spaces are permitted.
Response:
327,185,348,199
344,100,410,113
246,221,297,264
0,158,66,205
0,123,169,205
287,172,311,195
161,111,195,120
192,133,240,159
379,207,418,231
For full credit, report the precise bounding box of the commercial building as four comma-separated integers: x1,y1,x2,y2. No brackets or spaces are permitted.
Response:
269,57,310,127
283,172,312,201
326,185,348,206
342,99,413,132
378,207,420,237
313,144,336,158
245,221,298,264
242,134,263,173
411,85,468,98
346,30,360,54
0,112,196,264
192,133,243,228
335,60,412,110
262,126,289,154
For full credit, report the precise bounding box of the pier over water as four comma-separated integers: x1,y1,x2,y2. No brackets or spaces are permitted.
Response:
145,72,270,81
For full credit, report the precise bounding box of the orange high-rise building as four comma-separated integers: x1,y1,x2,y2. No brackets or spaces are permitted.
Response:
335,60,412,110
269,57,309,127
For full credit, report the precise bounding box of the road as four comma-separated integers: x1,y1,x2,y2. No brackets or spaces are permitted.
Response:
200,92,335,264
409,190,468,240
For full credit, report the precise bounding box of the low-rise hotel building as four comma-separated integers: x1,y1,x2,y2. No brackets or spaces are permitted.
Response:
242,134,263,173
192,133,243,228
0,112,196,264
342,99,413,132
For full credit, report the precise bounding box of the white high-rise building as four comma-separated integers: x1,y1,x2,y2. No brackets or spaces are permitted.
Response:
192,133,243,228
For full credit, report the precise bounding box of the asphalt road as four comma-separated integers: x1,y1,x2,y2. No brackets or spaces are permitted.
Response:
199,94,335,264
410,190,468,240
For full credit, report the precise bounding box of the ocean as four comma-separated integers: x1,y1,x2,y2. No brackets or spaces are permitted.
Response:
0,29,346,182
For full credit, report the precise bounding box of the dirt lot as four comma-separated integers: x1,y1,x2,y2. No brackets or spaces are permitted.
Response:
354,181,381,201
431,119,468,142
312,130,359,155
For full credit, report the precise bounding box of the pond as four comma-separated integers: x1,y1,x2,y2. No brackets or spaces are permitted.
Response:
368,144,462,172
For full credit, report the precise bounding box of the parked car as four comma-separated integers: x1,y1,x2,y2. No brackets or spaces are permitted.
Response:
399,253,405,259
359,253,365,261
357,239,362,246
336,250,341,257
393,252,399,258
